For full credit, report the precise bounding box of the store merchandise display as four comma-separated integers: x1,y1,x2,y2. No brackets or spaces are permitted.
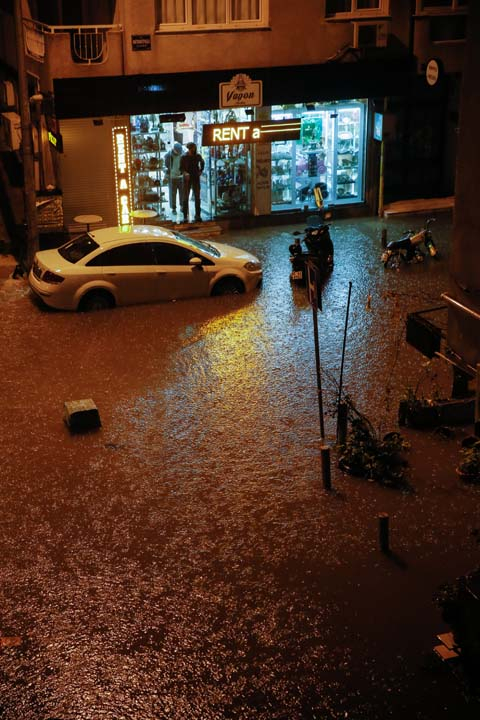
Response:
131,116,168,216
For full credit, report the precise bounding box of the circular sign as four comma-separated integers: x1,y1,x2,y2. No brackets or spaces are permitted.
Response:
426,59,440,86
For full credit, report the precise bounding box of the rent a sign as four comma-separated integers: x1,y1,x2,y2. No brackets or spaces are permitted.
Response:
219,73,262,108
202,119,301,146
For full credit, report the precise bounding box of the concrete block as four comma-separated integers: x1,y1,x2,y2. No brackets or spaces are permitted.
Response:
64,399,101,432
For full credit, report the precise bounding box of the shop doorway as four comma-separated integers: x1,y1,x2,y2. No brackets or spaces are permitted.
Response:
130,109,252,222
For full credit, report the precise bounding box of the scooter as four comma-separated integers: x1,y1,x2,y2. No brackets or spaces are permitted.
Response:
289,218,334,284
289,185,334,285
381,218,438,269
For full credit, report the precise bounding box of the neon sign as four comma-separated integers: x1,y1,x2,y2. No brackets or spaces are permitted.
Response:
112,126,133,226
202,119,301,146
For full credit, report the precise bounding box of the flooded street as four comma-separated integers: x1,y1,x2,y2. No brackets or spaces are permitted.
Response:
1,213,479,719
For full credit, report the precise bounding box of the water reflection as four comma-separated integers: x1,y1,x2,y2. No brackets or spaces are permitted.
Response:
0,214,475,720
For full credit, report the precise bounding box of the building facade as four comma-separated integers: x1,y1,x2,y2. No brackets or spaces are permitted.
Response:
0,0,468,231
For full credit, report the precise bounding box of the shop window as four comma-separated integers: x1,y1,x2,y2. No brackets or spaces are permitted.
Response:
271,101,367,211
156,0,268,30
430,14,466,40
326,0,389,18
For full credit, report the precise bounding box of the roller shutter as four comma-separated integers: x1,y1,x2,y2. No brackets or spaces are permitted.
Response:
59,116,129,229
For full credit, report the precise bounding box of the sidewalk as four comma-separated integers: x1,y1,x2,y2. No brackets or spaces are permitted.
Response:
383,196,455,216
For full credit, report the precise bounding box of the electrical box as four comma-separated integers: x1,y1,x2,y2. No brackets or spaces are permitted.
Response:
1,112,21,151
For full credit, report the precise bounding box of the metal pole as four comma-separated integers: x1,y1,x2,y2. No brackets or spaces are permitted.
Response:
312,305,325,441
338,281,352,407
475,363,480,437
378,513,390,553
14,0,39,269
378,97,387,218
321,445,331,491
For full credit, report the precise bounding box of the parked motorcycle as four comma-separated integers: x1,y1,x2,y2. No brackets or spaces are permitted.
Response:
381,217,438,269
289,214,334,285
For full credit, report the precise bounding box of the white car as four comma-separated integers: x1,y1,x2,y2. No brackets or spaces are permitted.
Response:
28,225,263,311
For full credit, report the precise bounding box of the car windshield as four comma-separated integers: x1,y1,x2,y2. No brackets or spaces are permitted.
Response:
172,231,221,258
58,234,100,263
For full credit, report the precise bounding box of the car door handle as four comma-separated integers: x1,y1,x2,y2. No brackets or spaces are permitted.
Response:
106,272,117,276
156,272,167,276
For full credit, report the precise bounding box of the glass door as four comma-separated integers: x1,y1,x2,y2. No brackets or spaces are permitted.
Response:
332,103,365,204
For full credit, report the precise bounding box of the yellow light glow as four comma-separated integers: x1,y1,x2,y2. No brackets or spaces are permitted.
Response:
112,126,133,227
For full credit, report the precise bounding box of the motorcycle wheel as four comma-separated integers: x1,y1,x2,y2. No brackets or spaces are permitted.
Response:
384,253,401,270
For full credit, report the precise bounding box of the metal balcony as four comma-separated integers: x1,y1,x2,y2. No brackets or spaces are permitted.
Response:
23,18,123,67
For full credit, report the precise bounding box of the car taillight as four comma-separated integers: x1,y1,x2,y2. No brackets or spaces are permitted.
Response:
42,270,65,284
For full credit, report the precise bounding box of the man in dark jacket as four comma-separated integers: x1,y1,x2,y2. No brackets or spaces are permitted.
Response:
164,142,184,214
180,142,205,222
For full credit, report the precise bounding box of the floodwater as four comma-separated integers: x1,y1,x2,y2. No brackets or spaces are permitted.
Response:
1,213,479,719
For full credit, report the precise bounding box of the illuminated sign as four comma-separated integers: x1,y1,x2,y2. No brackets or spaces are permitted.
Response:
219,73,263,108
112,126,133,226
48,130,63,152
373,112,383,142
426,58,441,87
202,119,301,146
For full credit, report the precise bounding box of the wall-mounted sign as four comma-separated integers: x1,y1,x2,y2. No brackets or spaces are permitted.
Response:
48,129,63,152
219,73,263,109
426,58,441,86
202,119,301,146
132,34,151,51
112,126,133,226
373,112,383,142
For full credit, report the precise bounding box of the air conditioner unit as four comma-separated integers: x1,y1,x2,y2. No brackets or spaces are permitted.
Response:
353,21,389,49
1,112,22,151
0,80,17,109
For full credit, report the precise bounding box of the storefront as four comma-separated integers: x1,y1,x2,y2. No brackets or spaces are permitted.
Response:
55,59,415,227
127,100,368,223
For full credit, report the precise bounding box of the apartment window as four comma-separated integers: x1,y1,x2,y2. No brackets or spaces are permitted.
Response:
416,0,467,11
326,0,389,17
430,14,466,40
156,0,268,30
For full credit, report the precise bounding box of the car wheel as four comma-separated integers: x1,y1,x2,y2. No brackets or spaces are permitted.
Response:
78,290,115,312
211,277,245,296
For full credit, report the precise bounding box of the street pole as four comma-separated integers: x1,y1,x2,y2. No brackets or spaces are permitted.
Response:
312,304,325,441
475,363,480,437
337,280,352,444
14,0,38,269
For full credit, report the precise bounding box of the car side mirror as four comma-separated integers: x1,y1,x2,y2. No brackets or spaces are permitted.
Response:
189,256,202,266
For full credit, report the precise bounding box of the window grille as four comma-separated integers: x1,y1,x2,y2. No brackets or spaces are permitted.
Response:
71,29,107,64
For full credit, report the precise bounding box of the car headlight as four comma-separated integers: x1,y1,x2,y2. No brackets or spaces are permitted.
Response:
243,261,262,272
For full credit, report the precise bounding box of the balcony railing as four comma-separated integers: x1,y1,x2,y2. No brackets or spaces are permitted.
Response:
23,18,123,65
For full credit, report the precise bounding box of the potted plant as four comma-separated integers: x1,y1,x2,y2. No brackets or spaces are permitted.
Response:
398,387,440,429
456,438,480,484
435,568,480,695
338,398,410,489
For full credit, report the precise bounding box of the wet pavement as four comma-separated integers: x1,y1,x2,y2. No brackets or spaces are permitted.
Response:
1,212,479,719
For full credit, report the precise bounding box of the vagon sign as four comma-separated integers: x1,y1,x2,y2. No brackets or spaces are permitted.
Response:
202,119,301,146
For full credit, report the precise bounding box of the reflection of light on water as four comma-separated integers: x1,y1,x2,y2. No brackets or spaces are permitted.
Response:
1,215,469,720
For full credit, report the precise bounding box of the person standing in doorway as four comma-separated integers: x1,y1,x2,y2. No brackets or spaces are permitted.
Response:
181,142,205,222
164,142,184,216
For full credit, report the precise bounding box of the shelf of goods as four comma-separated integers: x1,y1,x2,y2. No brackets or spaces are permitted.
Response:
215,156,249,213
131,129,168,215
336,118,359,200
